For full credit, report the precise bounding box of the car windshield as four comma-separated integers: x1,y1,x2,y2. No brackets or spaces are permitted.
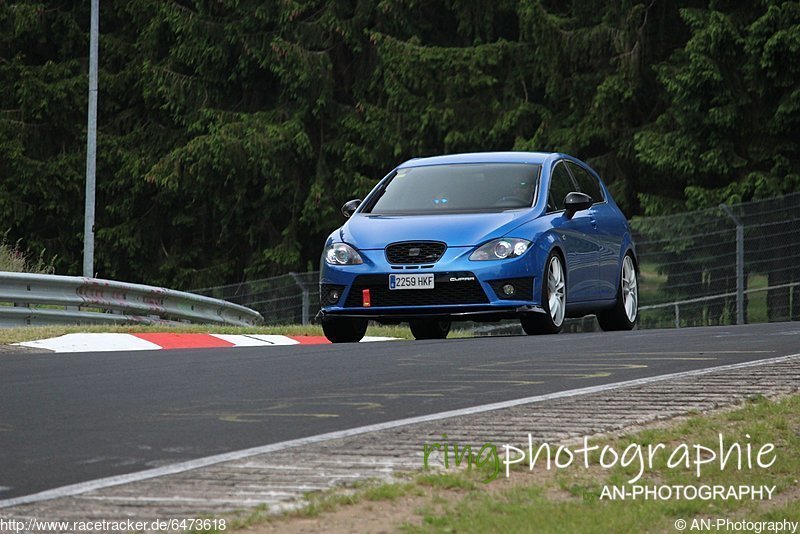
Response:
366,163,541,214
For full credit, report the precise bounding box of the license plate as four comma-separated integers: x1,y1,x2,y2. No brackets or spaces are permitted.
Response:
389,273,435,290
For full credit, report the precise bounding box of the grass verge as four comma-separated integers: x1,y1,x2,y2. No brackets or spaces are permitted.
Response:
224,394,800,533
407,394,800,533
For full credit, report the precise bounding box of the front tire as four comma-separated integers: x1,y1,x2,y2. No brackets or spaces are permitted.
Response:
597,254,638,331
409,319,451,340
521,252,566,335
322,317,368,343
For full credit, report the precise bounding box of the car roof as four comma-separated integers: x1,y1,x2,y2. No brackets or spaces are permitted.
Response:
397,151,554,169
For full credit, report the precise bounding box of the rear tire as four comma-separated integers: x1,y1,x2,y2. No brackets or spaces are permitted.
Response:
409,319,451,340
597,254,638,331
521,251,565,335
322,317,368,343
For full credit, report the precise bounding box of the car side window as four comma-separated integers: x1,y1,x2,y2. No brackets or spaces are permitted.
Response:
566,161,605,204
548,162,575,212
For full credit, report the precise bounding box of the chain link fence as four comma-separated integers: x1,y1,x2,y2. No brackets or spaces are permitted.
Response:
192,272,318,326
632,192,800,329
193,193,800,330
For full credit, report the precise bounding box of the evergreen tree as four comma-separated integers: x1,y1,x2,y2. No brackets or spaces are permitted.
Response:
1,0,797,289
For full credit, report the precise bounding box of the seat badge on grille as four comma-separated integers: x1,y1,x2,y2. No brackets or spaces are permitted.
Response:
386,241,445,264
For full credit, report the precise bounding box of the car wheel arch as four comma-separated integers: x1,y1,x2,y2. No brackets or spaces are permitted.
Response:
620,246,639,274
608,246,638,301
547,245,567,282
548,245,568,306
531,240,567,308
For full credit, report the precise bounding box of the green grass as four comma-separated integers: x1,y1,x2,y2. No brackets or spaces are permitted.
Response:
637,260,668,305
0,234,56,274
404,395,800,533
0,323,414,345
746,273,769,323
186,505,270,534
417,473,478,491
291,480,424,519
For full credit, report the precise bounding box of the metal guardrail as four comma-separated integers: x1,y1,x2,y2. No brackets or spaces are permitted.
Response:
0,272,263,327
472,281,800,336
639,281,800,329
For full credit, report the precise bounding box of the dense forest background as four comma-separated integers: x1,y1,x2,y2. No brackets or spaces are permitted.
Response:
1,0,798,289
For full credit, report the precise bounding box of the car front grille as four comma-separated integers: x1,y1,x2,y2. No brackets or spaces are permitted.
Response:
385,241,446,265
344,272,488,308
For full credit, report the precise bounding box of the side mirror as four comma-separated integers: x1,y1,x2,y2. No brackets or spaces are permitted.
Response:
341,199,362,218
564,192,592,218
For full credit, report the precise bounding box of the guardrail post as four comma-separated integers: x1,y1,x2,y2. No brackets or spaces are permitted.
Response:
289,272,310,325
720,204,744,325
674,303,680,328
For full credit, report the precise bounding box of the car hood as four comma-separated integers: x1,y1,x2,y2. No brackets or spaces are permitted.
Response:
338,211,532,249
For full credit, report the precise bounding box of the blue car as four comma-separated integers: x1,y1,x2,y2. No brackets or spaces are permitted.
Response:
318,152,638,342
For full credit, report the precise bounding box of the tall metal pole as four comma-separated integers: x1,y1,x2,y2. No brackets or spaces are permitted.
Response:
83,0,99,277
721,204,744,325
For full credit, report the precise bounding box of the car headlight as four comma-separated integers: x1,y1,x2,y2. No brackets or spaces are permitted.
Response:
469,238,531,261
324,243,364,265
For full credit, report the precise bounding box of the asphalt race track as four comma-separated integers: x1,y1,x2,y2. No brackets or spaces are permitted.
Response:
1,322,798,500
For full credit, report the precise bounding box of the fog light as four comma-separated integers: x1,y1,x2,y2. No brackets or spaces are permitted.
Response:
322,285,344,305
502,284,515,296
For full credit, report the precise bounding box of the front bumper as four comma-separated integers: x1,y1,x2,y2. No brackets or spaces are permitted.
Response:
318,246,546,323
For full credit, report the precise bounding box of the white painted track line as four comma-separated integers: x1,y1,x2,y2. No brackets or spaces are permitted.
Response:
1,352,797,510
209,334,282,346
243,334,301,345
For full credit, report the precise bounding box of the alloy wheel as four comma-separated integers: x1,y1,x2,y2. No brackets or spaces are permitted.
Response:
622,255,638,322
548,255,566,327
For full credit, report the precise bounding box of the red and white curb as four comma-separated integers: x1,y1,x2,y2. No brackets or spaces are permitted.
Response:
14,333,397,353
